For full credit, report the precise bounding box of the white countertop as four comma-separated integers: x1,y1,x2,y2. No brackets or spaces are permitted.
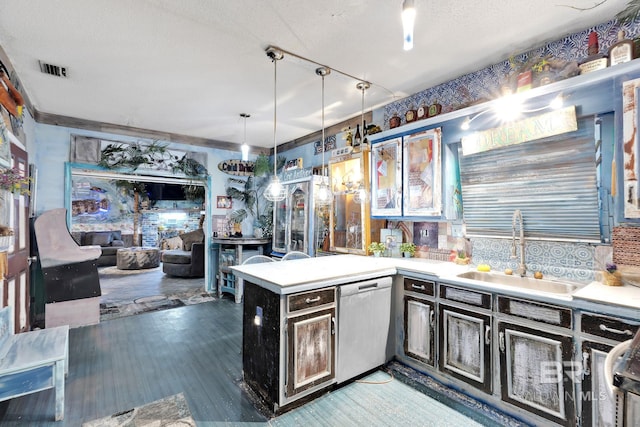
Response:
231,254,640,310
231,254,398,295
573,281,640,310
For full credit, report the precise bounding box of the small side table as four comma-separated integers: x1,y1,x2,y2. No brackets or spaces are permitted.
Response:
212,238,270,303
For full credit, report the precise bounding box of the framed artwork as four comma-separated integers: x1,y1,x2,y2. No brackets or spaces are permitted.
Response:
622,79,640,218
216,196,232,209
371,137,402,216
402,128,442,217
0,124,11,169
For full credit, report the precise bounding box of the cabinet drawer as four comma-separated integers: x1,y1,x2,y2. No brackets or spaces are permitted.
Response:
288,288,335,313
439,284,491,309
403,277,435,296
497,296,572,329
581,313,640,341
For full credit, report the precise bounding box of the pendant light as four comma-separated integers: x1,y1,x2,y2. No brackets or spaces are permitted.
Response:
402,0,416,51
315,67,333,207
353,81,370,204
264,47,286,202
240,113,250,161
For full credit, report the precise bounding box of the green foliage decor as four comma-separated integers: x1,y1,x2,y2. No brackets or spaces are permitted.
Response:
368,242,386,254
399,242,416,255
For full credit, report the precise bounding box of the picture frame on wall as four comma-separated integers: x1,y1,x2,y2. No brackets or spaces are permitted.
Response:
371,137,402,216
216,195,232,209
402,128,442,217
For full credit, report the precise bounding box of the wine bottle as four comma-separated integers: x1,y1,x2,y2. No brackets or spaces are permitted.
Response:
362,120,369,149
353,124,362,150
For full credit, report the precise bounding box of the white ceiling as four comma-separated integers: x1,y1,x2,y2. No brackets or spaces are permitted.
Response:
0,0,630,150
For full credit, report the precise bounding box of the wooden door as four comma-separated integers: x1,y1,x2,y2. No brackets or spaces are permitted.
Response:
581,340,623,427
439,304,492,393
286,307,335,397
498,321,575,426
404,295,435,367
2,143,29,332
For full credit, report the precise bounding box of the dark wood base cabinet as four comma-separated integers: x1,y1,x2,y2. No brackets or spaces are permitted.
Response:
242,281,336,413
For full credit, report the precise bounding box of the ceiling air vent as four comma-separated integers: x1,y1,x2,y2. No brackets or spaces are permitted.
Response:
38,60,67,77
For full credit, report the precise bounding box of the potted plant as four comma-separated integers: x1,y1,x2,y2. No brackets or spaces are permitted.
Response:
454,249,471,265
399,242,416,258
367,241,386,257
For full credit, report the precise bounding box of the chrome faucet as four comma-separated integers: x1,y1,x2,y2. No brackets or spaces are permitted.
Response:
511,209,526,277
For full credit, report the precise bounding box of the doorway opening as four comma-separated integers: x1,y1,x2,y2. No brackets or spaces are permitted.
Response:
67,165,213,319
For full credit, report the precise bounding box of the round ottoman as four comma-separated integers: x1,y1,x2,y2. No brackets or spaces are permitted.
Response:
116,247,160,270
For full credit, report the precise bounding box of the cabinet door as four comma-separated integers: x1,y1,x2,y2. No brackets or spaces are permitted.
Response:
404,296,435,366
581,340,624,427
272,188,291,253
289,183,309,252
498,321,575,426
439,304,492,393
286,307,335,397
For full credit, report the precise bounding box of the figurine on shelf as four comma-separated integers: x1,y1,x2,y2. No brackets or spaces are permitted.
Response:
389,113,401,129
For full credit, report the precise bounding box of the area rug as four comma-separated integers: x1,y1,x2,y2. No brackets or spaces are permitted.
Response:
100,296,185,321
99,265,162,276
82,392,195,426
100,292,216,321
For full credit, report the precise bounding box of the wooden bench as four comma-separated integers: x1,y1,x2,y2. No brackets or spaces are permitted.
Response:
0,306,69,421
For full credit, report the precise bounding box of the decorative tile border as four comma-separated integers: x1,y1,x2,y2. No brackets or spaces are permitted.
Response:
381,18,640,129
469,237,596,281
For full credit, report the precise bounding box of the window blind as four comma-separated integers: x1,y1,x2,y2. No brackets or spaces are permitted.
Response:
459,117,600,242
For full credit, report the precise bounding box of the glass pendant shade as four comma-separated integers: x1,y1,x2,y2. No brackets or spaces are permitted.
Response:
316,181,332,206
265,175,286,202
353,183,369,204
240,113,250,161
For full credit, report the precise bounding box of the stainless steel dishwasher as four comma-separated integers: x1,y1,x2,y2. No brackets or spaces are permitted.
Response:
337,276,393,383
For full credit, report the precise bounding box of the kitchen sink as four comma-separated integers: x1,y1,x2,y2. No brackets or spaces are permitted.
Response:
456,271,579,295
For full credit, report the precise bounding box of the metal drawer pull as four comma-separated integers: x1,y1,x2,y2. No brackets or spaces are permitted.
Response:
499,331,505,352
429,311,435,327
305,296,321,304
485,325,491,345
599,324,634,336
331,317,336,335
411,283,425,290
582,351,590,378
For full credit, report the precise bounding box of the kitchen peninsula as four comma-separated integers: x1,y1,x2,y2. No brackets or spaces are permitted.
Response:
233,255,640,425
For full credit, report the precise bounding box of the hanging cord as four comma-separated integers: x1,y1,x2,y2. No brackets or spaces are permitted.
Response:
355,370,394,385
272,56,278,176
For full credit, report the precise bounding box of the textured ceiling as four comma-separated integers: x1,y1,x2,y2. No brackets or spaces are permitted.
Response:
0,0,630,149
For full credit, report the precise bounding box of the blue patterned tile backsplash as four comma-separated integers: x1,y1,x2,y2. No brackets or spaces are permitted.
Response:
469,237,596,282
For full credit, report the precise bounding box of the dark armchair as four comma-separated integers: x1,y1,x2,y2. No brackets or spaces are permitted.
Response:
161,229,205,278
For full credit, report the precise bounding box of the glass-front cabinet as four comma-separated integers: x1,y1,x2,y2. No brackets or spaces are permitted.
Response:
329,150,384,255
272,172,329,257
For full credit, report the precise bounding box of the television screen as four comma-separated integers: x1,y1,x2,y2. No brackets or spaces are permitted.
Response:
146,183,185,200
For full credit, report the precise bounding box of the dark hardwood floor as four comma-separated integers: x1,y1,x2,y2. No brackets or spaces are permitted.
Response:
1,298,526,426
0,299,266,426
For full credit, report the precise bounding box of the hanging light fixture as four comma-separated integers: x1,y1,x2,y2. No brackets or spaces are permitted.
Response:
315,66,333,207
240,113,250,161
264,47,286,202
402,0,416,51
353,81,371,204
